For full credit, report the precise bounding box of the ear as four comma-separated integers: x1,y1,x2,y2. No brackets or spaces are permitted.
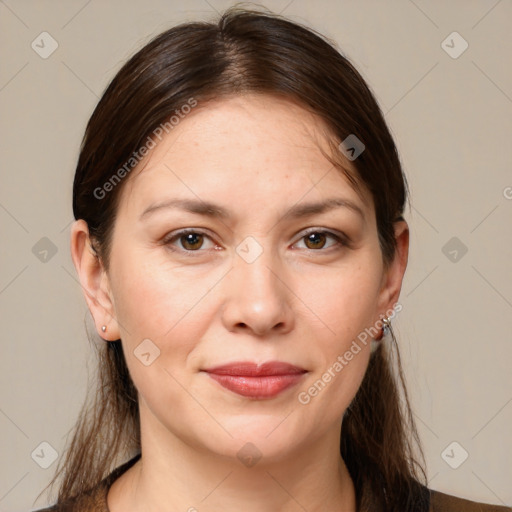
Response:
70,219,121,341
375,220,409,318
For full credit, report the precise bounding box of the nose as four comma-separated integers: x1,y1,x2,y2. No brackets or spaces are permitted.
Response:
220,246,294,337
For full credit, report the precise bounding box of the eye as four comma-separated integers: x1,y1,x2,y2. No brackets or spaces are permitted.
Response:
294,229,345,251
163,229,216,252
162,228,347,255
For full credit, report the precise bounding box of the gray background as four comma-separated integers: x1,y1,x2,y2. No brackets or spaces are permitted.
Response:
1,0,511,510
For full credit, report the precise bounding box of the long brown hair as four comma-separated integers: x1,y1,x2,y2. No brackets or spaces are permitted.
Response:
43,5,428,511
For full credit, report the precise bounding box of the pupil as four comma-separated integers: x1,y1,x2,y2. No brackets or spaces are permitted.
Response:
183,233,202,249
307,232,325,249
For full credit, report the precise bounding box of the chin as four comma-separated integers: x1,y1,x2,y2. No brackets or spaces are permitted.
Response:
202,413,311,466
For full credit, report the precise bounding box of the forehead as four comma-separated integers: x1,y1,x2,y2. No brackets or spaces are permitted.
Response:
119,94,371,216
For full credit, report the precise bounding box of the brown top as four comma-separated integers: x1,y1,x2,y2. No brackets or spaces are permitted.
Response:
36,454,512,512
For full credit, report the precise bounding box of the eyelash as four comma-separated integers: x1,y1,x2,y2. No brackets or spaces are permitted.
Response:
161,228,348,256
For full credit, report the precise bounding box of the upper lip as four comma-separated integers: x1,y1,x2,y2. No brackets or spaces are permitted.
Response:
202,361,307,376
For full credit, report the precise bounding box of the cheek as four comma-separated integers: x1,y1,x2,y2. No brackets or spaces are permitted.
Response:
108,251,215,413
295,255,383,342
110,248,216,341
291,255,382,413
108,248,231,402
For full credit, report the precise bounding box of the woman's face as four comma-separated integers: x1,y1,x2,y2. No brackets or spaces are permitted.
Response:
90,94,406,464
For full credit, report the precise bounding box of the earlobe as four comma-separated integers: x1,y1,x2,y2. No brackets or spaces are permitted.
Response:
70,220,121,341
377,220,409,315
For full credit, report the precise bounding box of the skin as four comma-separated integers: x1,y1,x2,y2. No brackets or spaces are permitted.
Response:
71,94,409,512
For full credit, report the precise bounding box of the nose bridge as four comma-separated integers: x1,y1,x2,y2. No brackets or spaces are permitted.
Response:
236,244,280,297
221,237,293,335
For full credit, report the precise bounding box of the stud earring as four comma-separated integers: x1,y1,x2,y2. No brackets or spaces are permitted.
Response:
101,325,107,332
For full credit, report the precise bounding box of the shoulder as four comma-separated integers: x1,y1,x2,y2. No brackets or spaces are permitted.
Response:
30,485,108,512
429,488,512,512
32,453,141,512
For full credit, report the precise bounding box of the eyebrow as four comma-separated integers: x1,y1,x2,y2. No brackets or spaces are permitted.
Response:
139,197,365,221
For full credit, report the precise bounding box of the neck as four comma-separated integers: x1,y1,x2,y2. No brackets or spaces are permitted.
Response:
108,412,356,512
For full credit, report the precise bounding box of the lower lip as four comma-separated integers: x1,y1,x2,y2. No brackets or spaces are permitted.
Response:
206,373,305,399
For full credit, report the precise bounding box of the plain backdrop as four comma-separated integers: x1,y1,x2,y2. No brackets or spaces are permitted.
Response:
1,1,511,510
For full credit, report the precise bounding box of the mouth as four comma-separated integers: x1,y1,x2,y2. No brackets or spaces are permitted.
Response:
201,361,308,399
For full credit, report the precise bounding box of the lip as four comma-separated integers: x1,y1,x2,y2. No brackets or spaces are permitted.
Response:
202,361,307,399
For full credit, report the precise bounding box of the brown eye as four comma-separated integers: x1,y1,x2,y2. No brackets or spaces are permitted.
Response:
295,230,345,252
180,232,204,250
163,230,215,253
304,232,327,249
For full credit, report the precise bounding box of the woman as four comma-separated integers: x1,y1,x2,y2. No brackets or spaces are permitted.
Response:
36,6,511,512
